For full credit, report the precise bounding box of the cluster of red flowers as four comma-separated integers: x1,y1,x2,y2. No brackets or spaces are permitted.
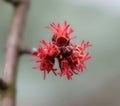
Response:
32,21,91,80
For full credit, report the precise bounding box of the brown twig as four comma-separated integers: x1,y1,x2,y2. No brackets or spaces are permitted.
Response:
1,0,30,106
19,44,38,55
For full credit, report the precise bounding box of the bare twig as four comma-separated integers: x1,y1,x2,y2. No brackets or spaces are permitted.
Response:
19,44,38,55
1,0,30,106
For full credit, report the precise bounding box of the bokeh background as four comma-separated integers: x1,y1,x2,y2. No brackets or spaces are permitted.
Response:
0,0,120,106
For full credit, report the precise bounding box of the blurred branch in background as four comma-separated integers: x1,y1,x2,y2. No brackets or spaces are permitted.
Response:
0,0,31,106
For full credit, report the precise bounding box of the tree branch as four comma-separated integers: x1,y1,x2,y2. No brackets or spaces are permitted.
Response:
1,0,30,106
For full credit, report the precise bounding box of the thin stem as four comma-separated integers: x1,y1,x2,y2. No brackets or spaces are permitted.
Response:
19,44,38,55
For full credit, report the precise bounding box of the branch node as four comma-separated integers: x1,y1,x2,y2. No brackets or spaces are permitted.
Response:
0,78,8,91
4,0,21,6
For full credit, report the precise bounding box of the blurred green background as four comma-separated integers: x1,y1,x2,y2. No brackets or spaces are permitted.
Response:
0,0,120,106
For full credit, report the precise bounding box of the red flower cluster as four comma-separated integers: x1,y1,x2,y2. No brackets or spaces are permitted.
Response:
32,21,91,80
